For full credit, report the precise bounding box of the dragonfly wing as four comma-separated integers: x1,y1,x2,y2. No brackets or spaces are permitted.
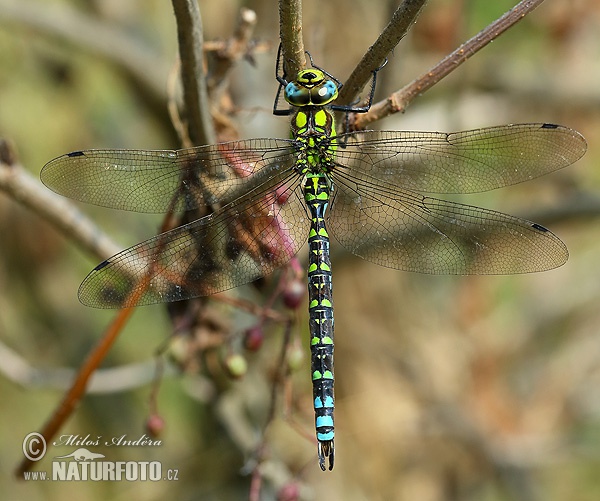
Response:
79,171,309,308
327,174,568,275
335,124,586,194
41,139,297,213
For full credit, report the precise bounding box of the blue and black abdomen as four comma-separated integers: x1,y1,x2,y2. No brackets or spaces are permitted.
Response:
304,173,335,471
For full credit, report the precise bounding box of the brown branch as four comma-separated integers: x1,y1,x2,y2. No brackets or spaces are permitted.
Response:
354,0,548,129
337,0,428,107
205,8,260,142
15,306,137,477
278,0,306,77
214,8,259,79
0,153,121,263
172,0,216,146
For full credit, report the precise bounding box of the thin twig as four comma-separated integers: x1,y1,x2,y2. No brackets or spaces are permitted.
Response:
354,0,548,129
205,8,259,141
207,7,258,94
203,39,271,54
172,0,216,147
337,0,428,107
0,339,177,393
213,293,290,324
249,318,295,501
15,305,138,477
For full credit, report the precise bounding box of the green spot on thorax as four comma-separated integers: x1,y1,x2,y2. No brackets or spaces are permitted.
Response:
314,109,328,128
295,111,308,129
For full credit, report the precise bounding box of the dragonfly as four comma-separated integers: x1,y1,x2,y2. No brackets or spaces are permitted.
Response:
41,53,586,471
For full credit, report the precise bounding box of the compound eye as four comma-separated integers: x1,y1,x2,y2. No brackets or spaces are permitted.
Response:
311,80,338,105
285,82,311,105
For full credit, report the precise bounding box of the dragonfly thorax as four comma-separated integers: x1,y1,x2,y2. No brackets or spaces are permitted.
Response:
285,69,338,107
293,108,337,175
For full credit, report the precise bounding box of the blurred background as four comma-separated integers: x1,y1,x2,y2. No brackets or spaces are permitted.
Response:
1,0,600,499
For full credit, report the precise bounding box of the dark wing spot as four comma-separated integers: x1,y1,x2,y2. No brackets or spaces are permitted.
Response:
67,151,85,157
531,223,549,232
94,260,110,271
541,123,558,129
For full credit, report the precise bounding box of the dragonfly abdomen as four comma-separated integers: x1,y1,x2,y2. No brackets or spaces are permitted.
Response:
305,172,335,471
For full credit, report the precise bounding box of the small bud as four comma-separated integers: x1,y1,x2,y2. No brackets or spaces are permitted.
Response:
223,353,248,379
244,325,264,352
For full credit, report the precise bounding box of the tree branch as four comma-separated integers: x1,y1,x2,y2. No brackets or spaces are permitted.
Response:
337,0,428,107
354,0,548,129
278,0,306,77
0,146,121,262
171,0,216,146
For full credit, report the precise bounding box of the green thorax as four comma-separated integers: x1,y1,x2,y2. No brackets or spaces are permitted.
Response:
284,69,339,174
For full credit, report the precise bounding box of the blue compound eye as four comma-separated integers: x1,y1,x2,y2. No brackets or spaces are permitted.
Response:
311,80,338,105
285,82,311,105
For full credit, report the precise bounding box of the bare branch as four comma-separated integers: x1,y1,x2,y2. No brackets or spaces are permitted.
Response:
172,0,216,146
204,8,259,142
15,306,137,477
0,339,180,393
338,0,428,107
354,0,548,129
210,7,259,82
0,150,121,263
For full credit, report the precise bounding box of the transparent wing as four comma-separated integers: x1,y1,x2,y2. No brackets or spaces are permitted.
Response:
327,172,568,275
41,139,297,213
78,172,309,308
335,124,586,194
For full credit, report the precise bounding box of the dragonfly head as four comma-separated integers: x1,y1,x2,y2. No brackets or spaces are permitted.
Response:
284,69,338,107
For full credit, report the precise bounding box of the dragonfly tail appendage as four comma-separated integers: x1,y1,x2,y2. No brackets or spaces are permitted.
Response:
318,439,335,471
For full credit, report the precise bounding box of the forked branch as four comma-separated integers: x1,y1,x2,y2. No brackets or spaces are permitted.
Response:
353,0,548,129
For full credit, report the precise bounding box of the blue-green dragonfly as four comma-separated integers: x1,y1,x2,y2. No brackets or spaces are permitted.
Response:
41,55,586,471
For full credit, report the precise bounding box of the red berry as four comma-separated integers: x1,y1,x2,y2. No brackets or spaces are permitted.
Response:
244,325,264,351
283,278,305,309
